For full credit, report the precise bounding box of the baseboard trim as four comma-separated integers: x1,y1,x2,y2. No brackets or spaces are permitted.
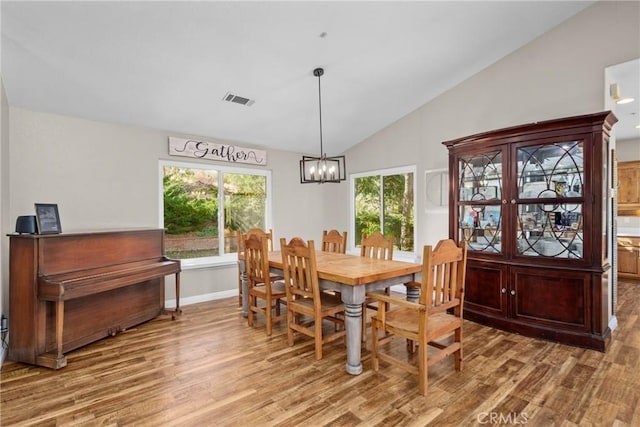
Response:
165,289,238,309
0,343,7,371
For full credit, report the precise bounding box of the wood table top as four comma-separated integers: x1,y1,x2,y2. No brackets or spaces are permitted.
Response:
266,250,422,286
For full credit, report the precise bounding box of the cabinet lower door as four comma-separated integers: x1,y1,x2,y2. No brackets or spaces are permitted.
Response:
510,267,589,332
464,261,508,318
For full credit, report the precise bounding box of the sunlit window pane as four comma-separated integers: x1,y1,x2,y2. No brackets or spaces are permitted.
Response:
162,164,269,260
353,170,414,252
223,173,267,253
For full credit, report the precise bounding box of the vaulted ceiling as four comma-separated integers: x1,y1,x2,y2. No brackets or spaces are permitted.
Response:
3,1,611,156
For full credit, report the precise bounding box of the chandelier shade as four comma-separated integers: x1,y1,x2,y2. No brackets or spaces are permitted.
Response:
299,67,346,184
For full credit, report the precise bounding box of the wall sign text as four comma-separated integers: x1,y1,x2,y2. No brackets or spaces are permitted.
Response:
169,137,267,166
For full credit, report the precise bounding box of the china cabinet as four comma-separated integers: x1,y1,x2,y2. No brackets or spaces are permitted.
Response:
443,111,617,351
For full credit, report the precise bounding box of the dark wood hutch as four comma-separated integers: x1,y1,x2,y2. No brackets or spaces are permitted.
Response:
443,111,617,351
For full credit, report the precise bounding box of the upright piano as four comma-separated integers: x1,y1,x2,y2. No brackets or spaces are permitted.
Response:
8,229,181,369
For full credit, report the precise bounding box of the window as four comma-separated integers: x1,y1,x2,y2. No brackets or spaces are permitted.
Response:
350,166,416,256
160,161,271,265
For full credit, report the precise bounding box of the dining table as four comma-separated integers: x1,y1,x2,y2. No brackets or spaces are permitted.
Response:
239,250,422,375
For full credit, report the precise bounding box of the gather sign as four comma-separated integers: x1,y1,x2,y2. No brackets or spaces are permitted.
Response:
168,137,267,166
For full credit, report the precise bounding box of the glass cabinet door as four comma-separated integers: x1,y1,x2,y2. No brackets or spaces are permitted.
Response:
515,140,584,259
457,150,503,254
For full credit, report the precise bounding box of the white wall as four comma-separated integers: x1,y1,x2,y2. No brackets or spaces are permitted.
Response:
344,0,640,251
616,138,640,162
1,76,9,365
7,108,328,301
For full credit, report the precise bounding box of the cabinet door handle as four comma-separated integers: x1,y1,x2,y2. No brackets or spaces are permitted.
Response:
501,288,507,293
502,199,507,204
510,290,516,296
511,199,516,204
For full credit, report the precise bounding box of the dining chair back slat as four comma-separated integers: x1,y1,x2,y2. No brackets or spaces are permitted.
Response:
322,230,348,254
245,233,269,285
360,232,394,260
360,231,395,342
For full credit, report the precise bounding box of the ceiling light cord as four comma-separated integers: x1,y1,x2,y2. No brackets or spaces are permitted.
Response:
315,67,325,159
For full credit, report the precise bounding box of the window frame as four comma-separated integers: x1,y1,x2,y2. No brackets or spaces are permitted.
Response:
349,164,418,261
159,159,272,269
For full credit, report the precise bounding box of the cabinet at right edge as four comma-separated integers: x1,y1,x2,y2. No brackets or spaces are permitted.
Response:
618,160,640,215
443,111,617,352
618,236,640,280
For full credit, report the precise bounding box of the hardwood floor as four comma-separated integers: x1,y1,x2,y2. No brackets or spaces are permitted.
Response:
2,278,639,426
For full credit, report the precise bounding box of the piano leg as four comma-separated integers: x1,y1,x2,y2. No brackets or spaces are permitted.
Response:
36,299,68,369
172,272,182,320
160,272,183,320
55,300,64,359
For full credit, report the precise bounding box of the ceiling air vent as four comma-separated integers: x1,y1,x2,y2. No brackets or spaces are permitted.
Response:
223,92,255,106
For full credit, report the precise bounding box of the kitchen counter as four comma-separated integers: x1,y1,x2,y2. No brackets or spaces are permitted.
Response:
617,227,640,237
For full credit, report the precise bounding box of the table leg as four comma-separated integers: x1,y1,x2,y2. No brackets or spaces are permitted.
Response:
344,302,363,375
338,284,366,375
241,268,249,318
405,282,420,352
319,275,417,376
406,283,420,303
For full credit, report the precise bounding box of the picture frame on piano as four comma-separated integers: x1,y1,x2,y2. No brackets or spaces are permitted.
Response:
35,203,62,234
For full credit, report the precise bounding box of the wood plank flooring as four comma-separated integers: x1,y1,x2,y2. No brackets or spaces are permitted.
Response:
1,278,639,426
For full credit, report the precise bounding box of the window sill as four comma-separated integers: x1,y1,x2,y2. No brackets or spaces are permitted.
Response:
394,252,420,263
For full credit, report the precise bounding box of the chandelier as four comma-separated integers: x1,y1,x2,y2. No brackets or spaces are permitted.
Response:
299,67,346,184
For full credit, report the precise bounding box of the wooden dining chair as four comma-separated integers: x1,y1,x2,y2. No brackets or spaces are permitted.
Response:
361,231,394,260
360,231,394,341
368,239,468,396
280,237,346,360
245,232,286,336
237,228,275,306
321,230,347,254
